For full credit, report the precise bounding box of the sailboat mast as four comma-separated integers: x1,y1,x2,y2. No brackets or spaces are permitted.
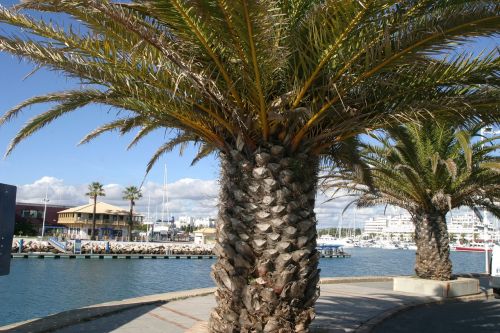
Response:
353,208,357,238
166,165,169,222
161,164,166,223
146,193,151,236
339,214,343,238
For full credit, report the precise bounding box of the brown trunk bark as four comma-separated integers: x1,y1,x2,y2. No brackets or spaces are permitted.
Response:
413,210,452,280
209,145,320,333
91,196,97,240
128,204,133,242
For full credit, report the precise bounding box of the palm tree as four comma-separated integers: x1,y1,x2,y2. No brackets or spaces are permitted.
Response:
86,182,105,241
326,121,499,280
0,1,498,331
123,186,143,242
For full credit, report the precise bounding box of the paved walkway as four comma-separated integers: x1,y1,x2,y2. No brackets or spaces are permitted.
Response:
1,276,493,333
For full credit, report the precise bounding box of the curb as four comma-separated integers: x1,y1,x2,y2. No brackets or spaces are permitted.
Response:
354,289,494,333
0,288,216,333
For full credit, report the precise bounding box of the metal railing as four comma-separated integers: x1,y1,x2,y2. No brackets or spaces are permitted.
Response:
48,237,69,253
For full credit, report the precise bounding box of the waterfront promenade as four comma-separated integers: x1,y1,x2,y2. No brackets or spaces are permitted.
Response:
1,275,493,333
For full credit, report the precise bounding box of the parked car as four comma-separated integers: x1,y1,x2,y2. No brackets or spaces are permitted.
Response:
491,244,500,299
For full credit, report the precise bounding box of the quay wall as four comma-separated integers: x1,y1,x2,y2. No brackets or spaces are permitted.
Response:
11,239,214,255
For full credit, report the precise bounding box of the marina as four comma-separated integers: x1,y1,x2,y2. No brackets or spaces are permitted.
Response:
0,248,487,326
10,253,351,259
11,253,215,260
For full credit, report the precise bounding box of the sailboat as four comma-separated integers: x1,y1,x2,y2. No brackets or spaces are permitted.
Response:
150,164,173,240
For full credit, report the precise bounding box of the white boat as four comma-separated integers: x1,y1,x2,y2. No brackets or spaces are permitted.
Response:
452,242,494,252
374,240,400,249
317,235,348,247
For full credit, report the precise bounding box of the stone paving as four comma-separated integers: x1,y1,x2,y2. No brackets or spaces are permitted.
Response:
1,276,492,333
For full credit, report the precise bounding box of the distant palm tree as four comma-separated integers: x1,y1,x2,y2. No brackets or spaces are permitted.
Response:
122,186,142,242
327,121,500,280
86,182,105,241
0,1,498,331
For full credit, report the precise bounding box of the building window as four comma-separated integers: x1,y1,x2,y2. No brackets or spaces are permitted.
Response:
21,209,42,218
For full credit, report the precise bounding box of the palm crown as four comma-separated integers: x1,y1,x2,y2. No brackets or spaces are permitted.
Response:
122,186,142,206
86,182,105,199
0,0,498,168
345,122,500,216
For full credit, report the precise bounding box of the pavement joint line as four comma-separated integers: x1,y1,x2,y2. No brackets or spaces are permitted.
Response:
320,288,415,302
159,305,203,322
353,289,494,333
0,301,166,333
147,312,190,330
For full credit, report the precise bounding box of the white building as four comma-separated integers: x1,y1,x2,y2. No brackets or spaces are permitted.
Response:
363,212,500,242
363,216,390,235
193,217,215,228
175,215,194,229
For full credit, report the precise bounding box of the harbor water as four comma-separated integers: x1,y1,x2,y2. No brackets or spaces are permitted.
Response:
0,248,487,326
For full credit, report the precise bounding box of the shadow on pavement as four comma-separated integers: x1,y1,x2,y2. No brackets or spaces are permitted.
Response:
2,301,164,333
311,291,429,332
371,298,500,333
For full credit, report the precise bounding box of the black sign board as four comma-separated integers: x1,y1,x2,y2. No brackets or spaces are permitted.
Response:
0,183,16,276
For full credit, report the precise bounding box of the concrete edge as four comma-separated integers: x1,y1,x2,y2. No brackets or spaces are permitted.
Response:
354,288,494,333
319,276,395,284
0,288,216,332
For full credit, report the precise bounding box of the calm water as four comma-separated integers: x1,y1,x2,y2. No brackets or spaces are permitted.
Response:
0,248,486,326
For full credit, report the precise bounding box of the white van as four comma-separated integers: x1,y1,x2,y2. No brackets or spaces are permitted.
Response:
491,244,500,299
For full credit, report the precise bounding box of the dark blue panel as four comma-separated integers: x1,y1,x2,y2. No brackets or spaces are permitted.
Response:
0,183,17,276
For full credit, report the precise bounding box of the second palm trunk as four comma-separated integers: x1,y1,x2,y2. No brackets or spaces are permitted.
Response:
413,211,452,281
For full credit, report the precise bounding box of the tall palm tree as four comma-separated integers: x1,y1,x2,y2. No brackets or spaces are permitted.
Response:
123,186,143,242
326,121,500,280
86,181,105,241
0,1,498,331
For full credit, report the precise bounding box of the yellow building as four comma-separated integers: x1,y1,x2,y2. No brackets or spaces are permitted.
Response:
58,202,143,240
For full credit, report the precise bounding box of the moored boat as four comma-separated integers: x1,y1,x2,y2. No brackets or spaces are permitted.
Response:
453,243,493,252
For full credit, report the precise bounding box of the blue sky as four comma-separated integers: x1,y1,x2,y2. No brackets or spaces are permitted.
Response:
0,1,498,227
0,54,220,186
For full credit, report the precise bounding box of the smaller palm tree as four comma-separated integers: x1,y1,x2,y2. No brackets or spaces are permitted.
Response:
122,186,142,242
326,121,499,280
86,182,105,240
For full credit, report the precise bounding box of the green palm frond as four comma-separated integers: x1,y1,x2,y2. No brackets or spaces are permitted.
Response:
6,90,116,156
191,143,216,166
325,119,500,216
145,131,200,174
0,0,498,168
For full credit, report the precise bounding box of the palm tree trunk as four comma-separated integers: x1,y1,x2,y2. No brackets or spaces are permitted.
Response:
209,146,320,333
91,196,97,240
128,203,133,242
412,211,452,280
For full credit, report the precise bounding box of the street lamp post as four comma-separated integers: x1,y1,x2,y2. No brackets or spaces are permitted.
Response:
480,126,499,274
41,187,49,238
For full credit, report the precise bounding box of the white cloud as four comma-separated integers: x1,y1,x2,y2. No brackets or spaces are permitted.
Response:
314,190,385,230
16,176,389,228
16,176,220,219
